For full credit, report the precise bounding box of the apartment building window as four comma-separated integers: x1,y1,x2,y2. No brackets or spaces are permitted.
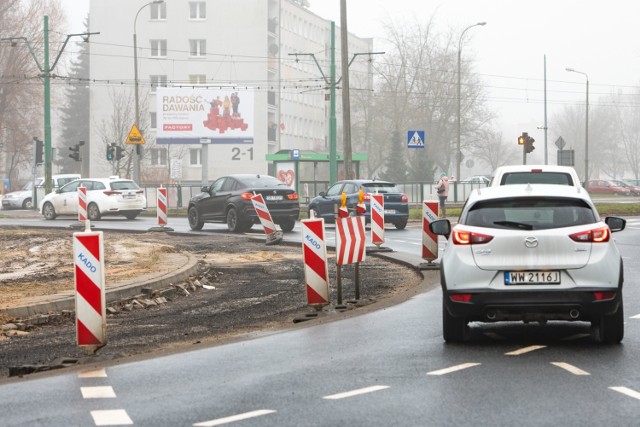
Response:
189,74,206,84
189,2,206,19
150,148,167,165
150,2,166,20
190,148,201,165
189,39,206,57
150,75,167,93
150,39,167,57
150,112,157,129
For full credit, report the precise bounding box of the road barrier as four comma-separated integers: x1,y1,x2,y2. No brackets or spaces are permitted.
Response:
335,216,367,303
77,185,87,222
251,193,283,245
422,201,439,264
73,224,106,353
301,218,330,306
157,186,168,227
370,193,384,247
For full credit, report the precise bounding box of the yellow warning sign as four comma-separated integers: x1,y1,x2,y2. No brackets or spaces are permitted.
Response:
125,124,145,145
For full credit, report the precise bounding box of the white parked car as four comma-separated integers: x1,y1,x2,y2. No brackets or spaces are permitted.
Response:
1,174,80,210
460,175,491,185
490,165,581,187
40,178,146,220
429,184,625,343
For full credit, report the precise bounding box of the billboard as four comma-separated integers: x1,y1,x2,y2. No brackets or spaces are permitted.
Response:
156,87,254,144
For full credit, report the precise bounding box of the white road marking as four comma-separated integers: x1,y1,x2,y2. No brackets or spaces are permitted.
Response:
81,386,116,399
610,386,640,400
427,363,481,376
79,368,108,378
323,385,390,400
193,409,277,426
630,314,640,319
551,362,590,375
90,409,133,426
505,345,546,356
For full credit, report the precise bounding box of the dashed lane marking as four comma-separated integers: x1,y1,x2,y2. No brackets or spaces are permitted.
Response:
79,368,108,378
505,345,546,356
193,409,277,426
323,385,390,400
630,314,640,319
551,362,590,375
610,386,640,401
81,386,117,399
427,363,481,376
90,409,133,426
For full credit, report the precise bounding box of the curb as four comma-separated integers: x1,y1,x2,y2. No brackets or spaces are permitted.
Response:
2,252,201,319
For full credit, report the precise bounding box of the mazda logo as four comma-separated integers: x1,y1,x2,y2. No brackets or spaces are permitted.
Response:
524,237,538,248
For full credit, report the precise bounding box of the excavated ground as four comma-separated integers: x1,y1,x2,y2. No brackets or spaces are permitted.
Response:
0,228,423,379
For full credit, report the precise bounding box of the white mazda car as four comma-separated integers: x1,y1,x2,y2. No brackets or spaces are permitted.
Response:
40,178,146,220
429,184,626,343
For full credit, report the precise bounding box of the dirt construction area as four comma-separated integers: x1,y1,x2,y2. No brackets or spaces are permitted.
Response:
0,228,425,380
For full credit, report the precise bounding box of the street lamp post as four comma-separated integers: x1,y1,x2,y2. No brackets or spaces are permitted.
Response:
566,68,589,185
456,21,486,202
133,0,164,184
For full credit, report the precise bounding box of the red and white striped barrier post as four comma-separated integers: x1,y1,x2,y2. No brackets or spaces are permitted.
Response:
73,226,106,353
301,218,330,307
335,216,367,303
370,193,384,247
251,193,283,245
78,185,87,222
422,200,439,266
157,186,168,227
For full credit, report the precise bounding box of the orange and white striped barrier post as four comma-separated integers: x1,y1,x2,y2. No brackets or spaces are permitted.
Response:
251,193,282,245
301,218,330,306
157,186,168,227
370,193,384,247
77,185,87,222
422,200,439,267
335,216,367,303
73,225,106,353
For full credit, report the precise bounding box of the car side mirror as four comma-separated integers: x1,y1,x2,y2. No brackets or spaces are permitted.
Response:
429,219,451,237
201,185,209,193
319,191,326,198
605,216,626,232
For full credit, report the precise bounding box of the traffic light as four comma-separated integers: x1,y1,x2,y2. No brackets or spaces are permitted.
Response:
34,137,44,165
525,136,536,154
106,143,115,161
517,132,528,146
115,145,124,160
68,143,81,162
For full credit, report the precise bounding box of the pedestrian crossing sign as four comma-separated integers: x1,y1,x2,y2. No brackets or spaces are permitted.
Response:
408,130,425,148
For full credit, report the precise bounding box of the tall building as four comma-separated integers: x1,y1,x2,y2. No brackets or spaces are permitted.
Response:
88,0,373,184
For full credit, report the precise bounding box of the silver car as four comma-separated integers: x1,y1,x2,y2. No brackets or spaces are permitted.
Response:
430,184,626,344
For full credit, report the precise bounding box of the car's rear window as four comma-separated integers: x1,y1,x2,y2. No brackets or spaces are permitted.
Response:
239,175,286,188
362,183,400,193
501,172,574,186
110,181,139,190
464,197,595,230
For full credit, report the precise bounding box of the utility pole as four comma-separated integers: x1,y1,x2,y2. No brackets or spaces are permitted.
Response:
1,17,98,194
340,0,353,180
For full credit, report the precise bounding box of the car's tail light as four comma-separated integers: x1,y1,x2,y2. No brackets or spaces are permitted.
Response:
240,192,254,200
103,190,121,196
452,229,493,245
450,293,472,303
594,291,616,301
569,226,610,243
287,192,298,200
401,193,408,202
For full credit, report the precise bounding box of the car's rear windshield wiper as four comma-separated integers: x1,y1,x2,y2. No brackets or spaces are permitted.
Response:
493,220,533,230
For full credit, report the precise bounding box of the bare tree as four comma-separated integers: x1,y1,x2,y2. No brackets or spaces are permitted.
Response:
471,129,520,171
611,90,640,179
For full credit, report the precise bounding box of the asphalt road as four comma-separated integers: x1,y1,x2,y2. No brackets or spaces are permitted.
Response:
1,213,640,426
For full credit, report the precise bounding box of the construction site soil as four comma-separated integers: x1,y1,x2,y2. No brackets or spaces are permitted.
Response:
0,228,423,380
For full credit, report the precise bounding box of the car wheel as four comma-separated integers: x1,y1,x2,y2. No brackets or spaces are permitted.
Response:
124,212,139,220
597,300,624,344
279,219,295,232
87,203,101,221
226,207,250,233
42,202,56,220
442,300,466,343
22,198,33,209
393,218,408,230
188,206,204,231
